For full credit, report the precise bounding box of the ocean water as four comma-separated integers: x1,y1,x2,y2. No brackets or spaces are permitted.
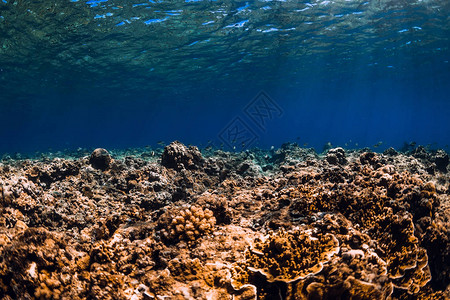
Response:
0,0,449,155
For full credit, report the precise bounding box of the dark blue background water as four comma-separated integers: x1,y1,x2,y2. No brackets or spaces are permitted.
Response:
0,0,449,155
2,73,448,154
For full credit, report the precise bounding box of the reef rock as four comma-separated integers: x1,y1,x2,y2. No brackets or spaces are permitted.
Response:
326,147,347,165
161,141,203,170
89,148,112,171
434,149,449,173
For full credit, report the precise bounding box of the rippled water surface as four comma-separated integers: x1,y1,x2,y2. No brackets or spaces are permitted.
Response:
0,0,449,152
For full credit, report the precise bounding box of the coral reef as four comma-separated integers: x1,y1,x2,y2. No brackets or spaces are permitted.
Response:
0,142,448,299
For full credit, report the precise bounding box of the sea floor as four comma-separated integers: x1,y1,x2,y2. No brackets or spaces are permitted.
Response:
0,141,448,299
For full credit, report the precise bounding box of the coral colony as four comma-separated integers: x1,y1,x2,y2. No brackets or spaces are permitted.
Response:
0,141,448,299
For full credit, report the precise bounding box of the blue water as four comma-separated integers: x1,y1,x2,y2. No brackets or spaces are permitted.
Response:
0,0,449,154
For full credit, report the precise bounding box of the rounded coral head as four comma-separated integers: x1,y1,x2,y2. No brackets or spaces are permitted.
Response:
89,148,112,171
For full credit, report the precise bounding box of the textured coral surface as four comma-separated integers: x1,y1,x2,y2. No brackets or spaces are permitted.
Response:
0,142,448,299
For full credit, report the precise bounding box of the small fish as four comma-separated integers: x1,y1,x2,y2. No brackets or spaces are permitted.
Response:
270,146,274,150
322,142,332,152
373,141,383,148
355,143,359,146
303,143,308,147
344,143,348,147
157,141,165,146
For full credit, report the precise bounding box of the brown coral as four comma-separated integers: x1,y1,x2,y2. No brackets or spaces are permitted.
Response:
368,209,432,293
234,228,339,284
158,204,216,243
